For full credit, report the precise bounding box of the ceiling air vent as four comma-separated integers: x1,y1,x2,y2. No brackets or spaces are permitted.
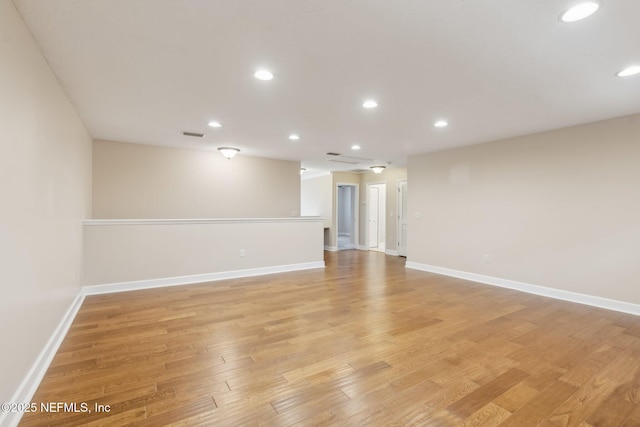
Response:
325,152,341,156
182,131,206,138
351,169,369,173
328,155,373,164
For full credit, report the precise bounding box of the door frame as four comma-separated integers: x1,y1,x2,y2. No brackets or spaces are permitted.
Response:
335,183,359,251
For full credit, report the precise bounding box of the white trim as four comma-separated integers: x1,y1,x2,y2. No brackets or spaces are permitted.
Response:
83,217,324,226
385,249,399,256
83,261,325,295
0,292,86,427
405,262,640,316
324,245,338,252
356,245,368,251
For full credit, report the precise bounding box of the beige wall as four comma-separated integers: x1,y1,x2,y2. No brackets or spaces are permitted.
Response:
301,173,332,228
84,218,324,287
407,114,640,305
0,0,91,405
93,140,301,219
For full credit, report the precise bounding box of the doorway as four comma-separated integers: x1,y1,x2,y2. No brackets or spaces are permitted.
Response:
336,184,358,250
367,183,386,252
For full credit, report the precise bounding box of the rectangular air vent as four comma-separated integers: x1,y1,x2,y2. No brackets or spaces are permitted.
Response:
328,155,373,165
325,152,341,156
182,131,205,138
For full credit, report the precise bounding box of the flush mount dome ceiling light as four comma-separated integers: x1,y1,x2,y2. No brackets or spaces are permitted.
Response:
208,121,222,128
617,65,640,77
218,147,240,159
560,1,600,22
289,134,300,140
254,69,274,80
351,144,361,150
370,165,386,174
362,100,378,109
434,120,448,128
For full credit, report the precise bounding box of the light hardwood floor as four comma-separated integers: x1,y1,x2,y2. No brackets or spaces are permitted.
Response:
20,250,640,426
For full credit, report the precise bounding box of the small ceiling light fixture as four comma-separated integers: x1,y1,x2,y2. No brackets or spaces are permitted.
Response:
559,1,600,22
617,65,640,77
351,144,361,150
370,165,386,174
434,120,449,128
208,121,222,128
300,168,306,175
363,100,378,109
289,134,300,140
254,69,274,81
218,147,240,159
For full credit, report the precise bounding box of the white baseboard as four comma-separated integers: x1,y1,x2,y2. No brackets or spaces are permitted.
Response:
356,245,367,251
385,249,399,256
405,261,640,316
0,292,86,427
324,245,338,252
84,261,326,295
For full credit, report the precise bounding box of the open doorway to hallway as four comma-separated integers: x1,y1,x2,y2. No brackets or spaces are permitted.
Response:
336,184,358,250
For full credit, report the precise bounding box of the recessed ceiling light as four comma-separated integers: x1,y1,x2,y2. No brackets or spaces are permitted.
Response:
363,100,378,109
289,134,300,140
560,2,600,22
351,144,361,150
254,69,274,81
434,120,448,128
617,65,640,77
208,121,222,128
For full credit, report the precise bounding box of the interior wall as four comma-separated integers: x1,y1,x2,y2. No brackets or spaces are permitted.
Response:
93,139,301,219
84,219,324,287
301,173,332,228
407,113,640,305
0,0,91,404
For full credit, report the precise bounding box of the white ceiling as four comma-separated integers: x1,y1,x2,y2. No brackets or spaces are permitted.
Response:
14,0,640,172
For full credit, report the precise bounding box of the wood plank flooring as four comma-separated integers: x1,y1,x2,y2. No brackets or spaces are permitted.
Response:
20,250,640,426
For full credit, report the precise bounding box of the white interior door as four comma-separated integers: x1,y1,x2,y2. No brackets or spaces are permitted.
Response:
368,186,379,249
398,181,408,257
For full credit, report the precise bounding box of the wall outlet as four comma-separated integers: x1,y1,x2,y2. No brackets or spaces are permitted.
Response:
483,254,491,263
239,249,245,257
